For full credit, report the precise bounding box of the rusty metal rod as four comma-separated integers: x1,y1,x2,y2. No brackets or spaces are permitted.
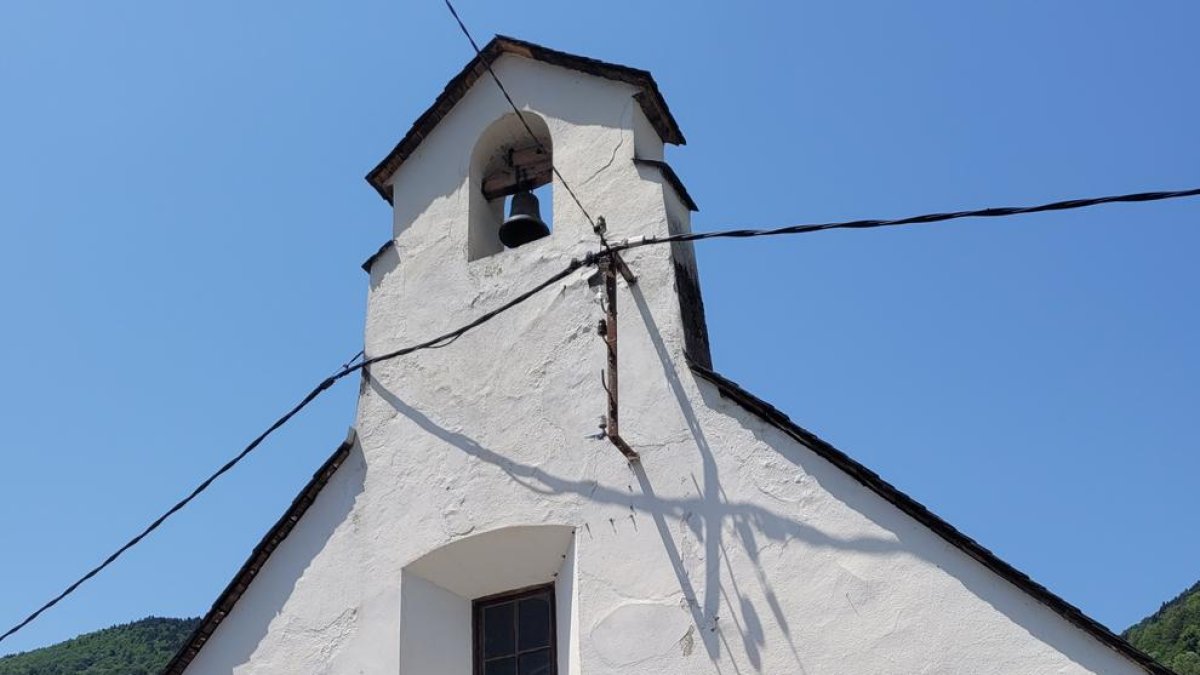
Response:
602,256,638,461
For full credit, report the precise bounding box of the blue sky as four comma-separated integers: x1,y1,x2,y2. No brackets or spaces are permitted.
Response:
1,0,1197,657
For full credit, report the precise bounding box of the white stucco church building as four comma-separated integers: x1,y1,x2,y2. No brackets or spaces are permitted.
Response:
163,37,1170,674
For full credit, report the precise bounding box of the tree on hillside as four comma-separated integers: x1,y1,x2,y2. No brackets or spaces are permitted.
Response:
0,617,198,675
1125,580,1200,675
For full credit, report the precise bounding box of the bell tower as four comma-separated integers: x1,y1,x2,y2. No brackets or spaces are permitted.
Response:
354,36,710,673
358,36,709,460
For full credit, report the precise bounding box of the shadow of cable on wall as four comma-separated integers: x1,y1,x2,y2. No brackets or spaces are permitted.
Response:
365,304,901,675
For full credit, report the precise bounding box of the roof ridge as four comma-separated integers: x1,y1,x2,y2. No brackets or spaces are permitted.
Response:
364,35,684,202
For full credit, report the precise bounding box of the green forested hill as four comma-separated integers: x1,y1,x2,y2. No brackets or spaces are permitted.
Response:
0,617,197,675
1126,580,1200,674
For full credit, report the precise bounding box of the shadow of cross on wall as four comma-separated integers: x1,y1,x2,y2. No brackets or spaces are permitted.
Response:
365,281,906,674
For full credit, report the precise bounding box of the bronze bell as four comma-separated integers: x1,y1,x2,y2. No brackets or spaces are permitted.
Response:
498,190,550,248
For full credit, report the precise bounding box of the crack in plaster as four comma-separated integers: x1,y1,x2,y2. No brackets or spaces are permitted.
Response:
580,100,632,186
581,133,625,186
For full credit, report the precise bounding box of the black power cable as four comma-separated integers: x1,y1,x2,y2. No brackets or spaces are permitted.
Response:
2,183,1197,644
606,187,1200,253
0,256,589,647
441,0,598,232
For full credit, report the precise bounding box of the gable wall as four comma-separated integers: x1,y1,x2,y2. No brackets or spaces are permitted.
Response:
181,55,1148,674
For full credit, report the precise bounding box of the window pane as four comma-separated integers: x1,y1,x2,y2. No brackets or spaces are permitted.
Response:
485,656,517,675
518,648,552,675
483,603,516,658
517,595,551,650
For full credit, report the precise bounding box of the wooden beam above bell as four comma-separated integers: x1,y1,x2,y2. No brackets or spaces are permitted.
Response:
481,145,553,200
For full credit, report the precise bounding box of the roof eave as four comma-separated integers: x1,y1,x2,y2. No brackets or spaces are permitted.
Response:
364,35,684,203
160,429,358,675
686,358,1174,675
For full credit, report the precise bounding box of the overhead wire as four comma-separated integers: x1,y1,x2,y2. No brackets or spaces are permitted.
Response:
0,0,1190,648
3,3,621,646
604,187,1200,253
0,119,1194,647
339,349,365,371
0,255,590,647
440,0,599,232
6,183,1196,644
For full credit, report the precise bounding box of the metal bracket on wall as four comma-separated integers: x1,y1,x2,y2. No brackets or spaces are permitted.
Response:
599,251,639,461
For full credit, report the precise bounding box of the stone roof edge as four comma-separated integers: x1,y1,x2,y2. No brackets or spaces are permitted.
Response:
361,239,395,273
633,158,698,212
364,34,686,203
160,428,357,675
686,359,1174,675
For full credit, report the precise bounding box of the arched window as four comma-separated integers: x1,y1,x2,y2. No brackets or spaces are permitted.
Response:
399,525,576,674
469,112,554,260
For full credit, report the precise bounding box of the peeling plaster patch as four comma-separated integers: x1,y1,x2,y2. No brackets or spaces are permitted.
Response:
679,624,695,656
441,495,475,537
750,456,817,505
591,602,692,667
282,607,359,668
835,563,879,614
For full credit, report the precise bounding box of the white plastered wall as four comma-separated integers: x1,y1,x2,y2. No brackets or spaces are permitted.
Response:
183,54,1146,674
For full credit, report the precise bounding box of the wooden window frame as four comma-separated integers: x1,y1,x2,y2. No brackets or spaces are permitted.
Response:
472,583,557,675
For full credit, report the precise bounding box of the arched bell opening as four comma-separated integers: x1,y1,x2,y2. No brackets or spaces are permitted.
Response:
469,112,554,261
